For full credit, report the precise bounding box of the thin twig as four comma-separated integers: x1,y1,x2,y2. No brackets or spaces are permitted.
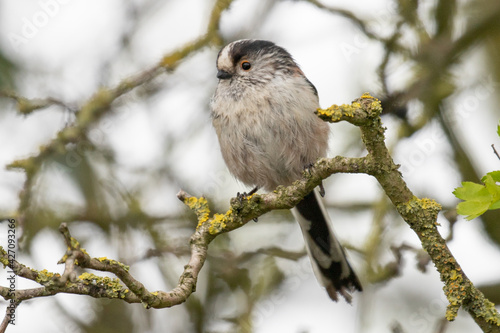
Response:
491,144,500,161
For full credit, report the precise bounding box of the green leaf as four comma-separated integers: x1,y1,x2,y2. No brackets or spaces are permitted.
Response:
482,174,500,195
489,199,500,210
456,199,490,220
454,125,500,220
453,182,490,200
453,179,500,220
484,170,500,183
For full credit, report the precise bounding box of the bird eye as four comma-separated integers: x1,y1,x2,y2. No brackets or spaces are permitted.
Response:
241,61,251,71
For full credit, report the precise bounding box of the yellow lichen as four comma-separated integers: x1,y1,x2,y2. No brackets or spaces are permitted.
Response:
36,269,59,284
317,103,357,121
208,211,230,235
316,104,342,121
399,197,442,216
79,272,96,282
420,197,442,211
79,272,126,298
0,247,9,268
371,100,382,110
482,299,500,325
361,92,374,99
317,96,373,122
341,103,356,117
96,257,130,272
182,196,211,228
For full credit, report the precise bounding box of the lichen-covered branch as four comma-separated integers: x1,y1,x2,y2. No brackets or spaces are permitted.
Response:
1,93,498,332
0,148,378,308
317,94,500,332
0,131,378,308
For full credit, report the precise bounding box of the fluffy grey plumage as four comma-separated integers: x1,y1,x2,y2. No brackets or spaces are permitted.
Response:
211,39,361,302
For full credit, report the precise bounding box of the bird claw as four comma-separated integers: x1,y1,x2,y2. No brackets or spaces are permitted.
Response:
303,163,314,176
319,182,326,197
235,188,260,222
236,186,259,203
303,164,326,197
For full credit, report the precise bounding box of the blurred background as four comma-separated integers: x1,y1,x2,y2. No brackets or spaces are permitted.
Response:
0,0,500,332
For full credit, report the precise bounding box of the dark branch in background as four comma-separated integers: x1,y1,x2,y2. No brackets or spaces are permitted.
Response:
0,0,234,331
1,95,499,332
1,0,233,235
0,90,74,114
304,0,380,40
492,145,500,161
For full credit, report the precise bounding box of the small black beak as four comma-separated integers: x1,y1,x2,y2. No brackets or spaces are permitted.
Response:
217,70,232,80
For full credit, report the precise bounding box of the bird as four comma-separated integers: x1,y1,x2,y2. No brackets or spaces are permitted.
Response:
210,39,362,302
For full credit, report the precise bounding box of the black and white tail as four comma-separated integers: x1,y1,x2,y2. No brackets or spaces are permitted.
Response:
291,188,362,303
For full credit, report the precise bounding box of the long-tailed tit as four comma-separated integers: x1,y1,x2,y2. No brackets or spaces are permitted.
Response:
210,39,362,302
